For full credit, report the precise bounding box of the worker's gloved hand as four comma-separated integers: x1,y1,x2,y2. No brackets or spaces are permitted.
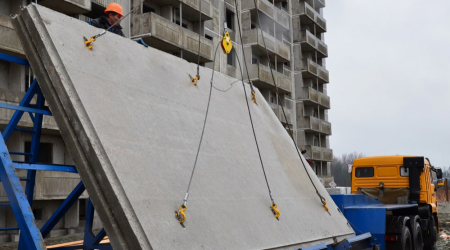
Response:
136,39,149,48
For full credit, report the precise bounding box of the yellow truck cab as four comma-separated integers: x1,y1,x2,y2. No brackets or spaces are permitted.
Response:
351,156,442,250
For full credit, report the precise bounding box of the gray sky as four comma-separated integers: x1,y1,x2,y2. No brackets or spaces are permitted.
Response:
324,1,450,168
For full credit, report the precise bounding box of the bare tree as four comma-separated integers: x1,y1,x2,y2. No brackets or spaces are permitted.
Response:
331,152,365,187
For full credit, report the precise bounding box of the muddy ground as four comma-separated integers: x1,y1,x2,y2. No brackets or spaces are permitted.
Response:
437,202,450,250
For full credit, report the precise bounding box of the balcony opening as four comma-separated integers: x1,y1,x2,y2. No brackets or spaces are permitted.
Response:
175,20,188,29
252,57,258,65
226,9,234,30
281,2,288,10
312,109,318,118
313,136,319,147
227,52,235,67
143,5,155,14
25,142,53,164
205,34,213,41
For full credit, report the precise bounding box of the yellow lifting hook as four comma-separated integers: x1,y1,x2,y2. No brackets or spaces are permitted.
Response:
84,36,96,50
271,203,280,220
175,205,187,224
321,198,329,213
252,91,257,104
190,74,199,86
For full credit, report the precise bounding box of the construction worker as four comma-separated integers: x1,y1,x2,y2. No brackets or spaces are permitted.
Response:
87,3,125,37
87,3,148,47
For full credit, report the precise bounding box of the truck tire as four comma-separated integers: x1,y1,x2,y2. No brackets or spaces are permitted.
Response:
424,216,437,250
401,226,413,250
413,222,423,250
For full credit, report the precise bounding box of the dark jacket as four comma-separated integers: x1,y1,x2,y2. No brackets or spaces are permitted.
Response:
87,16,124,37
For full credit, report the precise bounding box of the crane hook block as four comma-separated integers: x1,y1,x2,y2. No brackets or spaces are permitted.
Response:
175,205,187,224
191,75,199,86
271,203,280,220
221,32,233,54
84,36,96,50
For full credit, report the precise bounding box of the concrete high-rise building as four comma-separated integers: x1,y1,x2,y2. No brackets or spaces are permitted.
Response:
0,0,332,243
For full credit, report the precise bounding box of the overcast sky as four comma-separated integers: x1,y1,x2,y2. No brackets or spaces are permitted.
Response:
324,1,450,168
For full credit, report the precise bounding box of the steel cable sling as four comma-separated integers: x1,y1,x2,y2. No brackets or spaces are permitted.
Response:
232,0,280,220
247,0,330,214
175,42,222,226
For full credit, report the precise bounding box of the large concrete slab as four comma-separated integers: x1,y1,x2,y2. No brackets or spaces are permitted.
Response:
13,4,354,250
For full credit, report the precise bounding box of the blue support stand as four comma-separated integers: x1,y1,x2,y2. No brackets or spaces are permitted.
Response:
0,53,111,249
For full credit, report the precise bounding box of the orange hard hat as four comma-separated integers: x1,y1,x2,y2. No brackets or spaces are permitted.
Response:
104,3,124,17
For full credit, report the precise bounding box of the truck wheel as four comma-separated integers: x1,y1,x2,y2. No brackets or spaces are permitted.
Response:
413,222,423,250
424,216,437,250
401,226,413,250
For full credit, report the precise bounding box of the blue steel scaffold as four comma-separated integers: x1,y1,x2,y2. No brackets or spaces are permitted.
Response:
0,52,112,250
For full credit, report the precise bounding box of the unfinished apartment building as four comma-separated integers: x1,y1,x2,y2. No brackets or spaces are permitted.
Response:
0,0,331,243
130,0,332,184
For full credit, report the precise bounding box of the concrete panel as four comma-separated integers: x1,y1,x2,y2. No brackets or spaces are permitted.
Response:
13,4,354,250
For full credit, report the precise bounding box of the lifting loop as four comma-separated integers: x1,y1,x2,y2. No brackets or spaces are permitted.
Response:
175,205,187,224
271,203,280,220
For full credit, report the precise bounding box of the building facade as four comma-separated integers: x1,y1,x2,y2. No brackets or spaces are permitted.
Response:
0,0,332,243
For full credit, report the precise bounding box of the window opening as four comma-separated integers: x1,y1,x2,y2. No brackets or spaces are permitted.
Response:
25,142,53,164
355,167,374,178
226,9,234,30
79,199,87,221
227,52,235,67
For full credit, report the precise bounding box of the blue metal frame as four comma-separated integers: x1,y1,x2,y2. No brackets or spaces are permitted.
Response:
0,53,111,249
299,233,374,250
330,194,418,250
0,52,29,66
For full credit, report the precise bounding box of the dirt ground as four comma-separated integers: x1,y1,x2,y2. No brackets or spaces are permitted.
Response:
0,229,101,250
437,202,450,250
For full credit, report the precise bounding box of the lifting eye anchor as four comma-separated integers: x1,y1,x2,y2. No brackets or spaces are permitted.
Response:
175,205,187,224
271,203,280,220
84,36,96,50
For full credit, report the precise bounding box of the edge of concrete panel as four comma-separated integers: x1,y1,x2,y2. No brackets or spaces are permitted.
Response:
11,5,150,250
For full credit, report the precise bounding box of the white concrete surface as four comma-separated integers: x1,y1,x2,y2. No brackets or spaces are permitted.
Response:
13,4,354,250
